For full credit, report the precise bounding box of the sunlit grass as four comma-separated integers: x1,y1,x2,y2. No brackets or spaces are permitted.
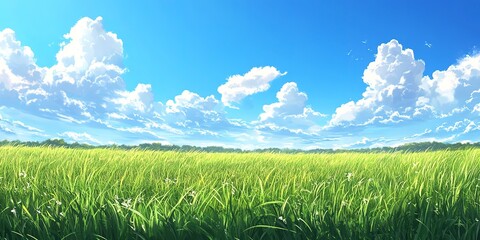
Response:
0,146,479,239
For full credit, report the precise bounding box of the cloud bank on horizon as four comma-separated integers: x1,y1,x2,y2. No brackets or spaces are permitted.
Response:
1,17,480,149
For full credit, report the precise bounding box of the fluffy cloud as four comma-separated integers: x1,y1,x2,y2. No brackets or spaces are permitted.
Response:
110,84,155,113
330,40,426,127
421,54,480,112
258,82,325,132
330,39,480,130
161,90,247,134
217,66,286,108
0,17,157,125
0,17,257,146
0,28,46,107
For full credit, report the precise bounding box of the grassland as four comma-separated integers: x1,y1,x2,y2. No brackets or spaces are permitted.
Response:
0,146,480,239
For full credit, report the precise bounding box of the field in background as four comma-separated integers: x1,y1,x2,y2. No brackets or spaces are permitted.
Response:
0,146,480,239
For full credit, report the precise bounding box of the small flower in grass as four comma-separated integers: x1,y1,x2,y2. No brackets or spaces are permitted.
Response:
10,208,16,216
476,218,479,222
121,198,132,208
59,212,65,217
164,178,177,184
19,171,27,178
188,190,197,197
278,216,287,224
346,172,354,182
36,209,41,214
341,200,348,207
55,200,62,206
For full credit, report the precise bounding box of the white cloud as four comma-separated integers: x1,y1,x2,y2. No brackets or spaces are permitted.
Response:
0,17,157,124
330,39,426,127
54,16,123,73
59,131,101,145
0,17,258,146
420,54,480,111
110,84,155,113
217,66,286,108
12,120,43,133
435,119,480,135
0,28,46,107
257,82,325,132
166,90,220,114
329,40,480,130
162,90,242,132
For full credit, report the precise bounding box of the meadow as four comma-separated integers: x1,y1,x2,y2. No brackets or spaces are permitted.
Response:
0,146,480,239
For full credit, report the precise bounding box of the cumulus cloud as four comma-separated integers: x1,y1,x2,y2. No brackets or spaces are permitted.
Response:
0,17,157,124
257,82,325,132
329,39,480,131
420,54,480,112
0,17,259,145
110,84,155,113
0,28,46,107
160,90,247,134
330,40,426,127
217,66,286,108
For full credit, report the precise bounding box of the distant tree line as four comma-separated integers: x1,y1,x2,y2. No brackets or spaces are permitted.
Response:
2,139,480,153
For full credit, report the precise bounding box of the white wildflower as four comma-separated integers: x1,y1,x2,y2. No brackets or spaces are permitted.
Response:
164,178,177,184
121,198,132,208
19,171,27,178
346,172,353,182
188,190,197,197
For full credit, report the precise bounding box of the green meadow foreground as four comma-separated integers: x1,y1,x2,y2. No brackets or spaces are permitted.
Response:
1,147,480,239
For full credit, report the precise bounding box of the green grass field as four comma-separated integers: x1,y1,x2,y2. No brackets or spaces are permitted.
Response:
1,146,480,239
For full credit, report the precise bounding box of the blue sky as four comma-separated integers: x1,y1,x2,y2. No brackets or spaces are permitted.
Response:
1,1,480,149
